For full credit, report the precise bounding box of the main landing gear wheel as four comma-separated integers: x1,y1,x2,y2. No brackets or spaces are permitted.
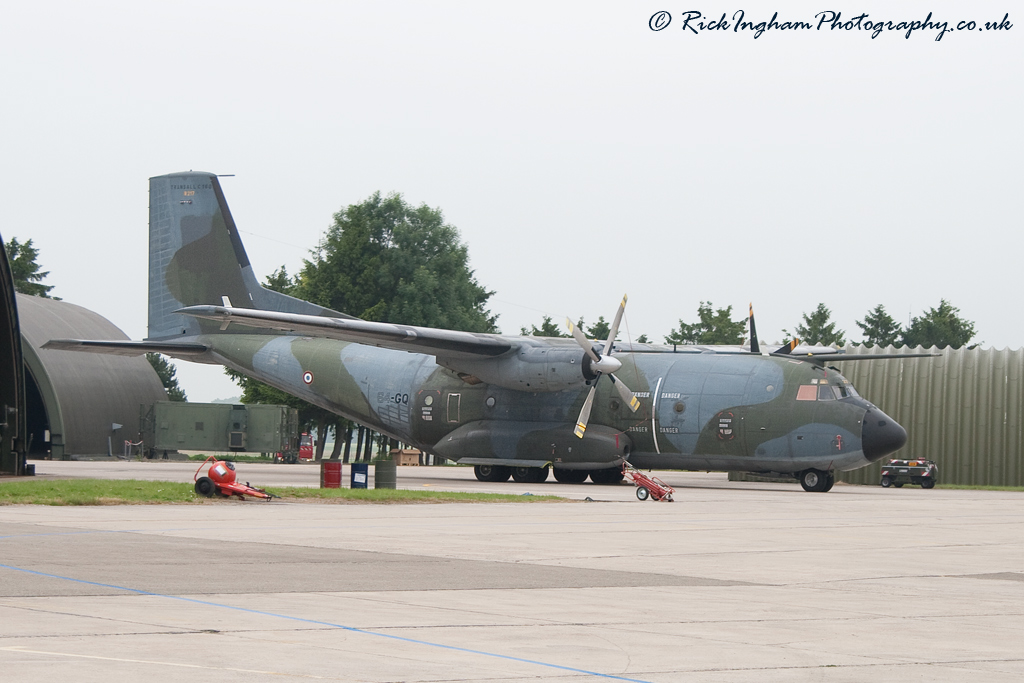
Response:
589,467,625,485
799,469,831,492
194,476,216,497
553,468,589,484
474,465,511,483
512,466,549,483
636,486,650,501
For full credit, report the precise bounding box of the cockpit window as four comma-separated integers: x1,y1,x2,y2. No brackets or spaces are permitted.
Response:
832,385,847,400
796,385,817,401
818,384,836,401
847,385,860,397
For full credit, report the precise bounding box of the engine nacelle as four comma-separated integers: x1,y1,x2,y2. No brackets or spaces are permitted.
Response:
439,342,593,392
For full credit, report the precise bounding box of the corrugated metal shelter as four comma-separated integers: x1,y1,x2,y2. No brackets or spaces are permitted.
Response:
836,345,1024,486
17,294,168,459
0,236,27,475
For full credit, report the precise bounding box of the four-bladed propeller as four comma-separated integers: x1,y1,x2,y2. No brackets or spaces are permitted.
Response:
567,295,641,438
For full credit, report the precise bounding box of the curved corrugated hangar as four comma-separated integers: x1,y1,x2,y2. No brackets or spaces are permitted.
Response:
17,294,167,459
1,238,26,475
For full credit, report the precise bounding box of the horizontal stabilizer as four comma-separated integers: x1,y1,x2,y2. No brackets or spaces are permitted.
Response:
177,305,513,358
43,339,210,357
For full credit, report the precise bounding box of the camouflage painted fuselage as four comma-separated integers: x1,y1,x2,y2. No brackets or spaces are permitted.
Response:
200,332,880,475
46,172,907,480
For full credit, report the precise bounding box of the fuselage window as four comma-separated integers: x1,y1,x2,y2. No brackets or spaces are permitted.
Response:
796,385,818,401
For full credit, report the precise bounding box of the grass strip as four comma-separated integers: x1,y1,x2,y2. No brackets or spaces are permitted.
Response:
0,479,563,505
0,480,198,505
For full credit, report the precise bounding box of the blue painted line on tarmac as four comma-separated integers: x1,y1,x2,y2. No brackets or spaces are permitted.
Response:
0,563,653,683
0,529,164,541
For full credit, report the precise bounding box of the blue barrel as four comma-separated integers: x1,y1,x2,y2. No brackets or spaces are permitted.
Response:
350,462,369,489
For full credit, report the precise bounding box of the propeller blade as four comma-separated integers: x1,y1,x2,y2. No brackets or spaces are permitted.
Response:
748,303,760,354
567,318,601,363
604,294,627,351
609,374,641,412
574,385,597,438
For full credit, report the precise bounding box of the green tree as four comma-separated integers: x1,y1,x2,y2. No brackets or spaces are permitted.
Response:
146,353,187,401
264,265,298,296
4,237,56,298
902,300,976,349
521,315,569,338
785,303,845,347
665,302,745,345
299,192,497,332
635,333,650,344
586,316,611,341
856,304,902,347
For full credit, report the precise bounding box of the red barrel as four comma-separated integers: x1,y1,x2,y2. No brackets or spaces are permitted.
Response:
321,461,342,488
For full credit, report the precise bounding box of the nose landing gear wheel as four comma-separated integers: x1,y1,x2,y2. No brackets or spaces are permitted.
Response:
800,468,831,492
636,486,650,501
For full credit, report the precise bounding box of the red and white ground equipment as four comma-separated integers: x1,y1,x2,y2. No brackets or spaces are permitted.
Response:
193,456,277,500
624,462,675,502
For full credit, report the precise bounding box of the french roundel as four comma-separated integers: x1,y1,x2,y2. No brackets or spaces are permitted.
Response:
302,371,314,385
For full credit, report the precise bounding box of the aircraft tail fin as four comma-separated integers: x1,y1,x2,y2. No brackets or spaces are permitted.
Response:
147,172,345,340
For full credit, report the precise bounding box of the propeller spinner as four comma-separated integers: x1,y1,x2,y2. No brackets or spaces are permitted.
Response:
566,295,641,438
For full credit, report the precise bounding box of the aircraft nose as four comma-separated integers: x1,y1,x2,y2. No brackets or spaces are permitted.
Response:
861,408,907,462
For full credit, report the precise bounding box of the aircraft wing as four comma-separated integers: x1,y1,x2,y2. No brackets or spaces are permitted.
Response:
177,305,514,358
42,339,210,356
788,351,941,362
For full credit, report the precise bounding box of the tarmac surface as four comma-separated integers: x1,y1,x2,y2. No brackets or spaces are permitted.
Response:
0,462,1022,682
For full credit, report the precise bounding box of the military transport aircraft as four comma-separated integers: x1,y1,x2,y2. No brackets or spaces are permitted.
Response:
46,172,928,492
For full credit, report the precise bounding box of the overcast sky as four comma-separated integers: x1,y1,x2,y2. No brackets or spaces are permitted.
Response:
2,1,1020,401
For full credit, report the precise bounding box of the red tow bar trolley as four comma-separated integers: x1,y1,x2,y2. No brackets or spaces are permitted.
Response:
193,456,277,500
624,462,675,502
